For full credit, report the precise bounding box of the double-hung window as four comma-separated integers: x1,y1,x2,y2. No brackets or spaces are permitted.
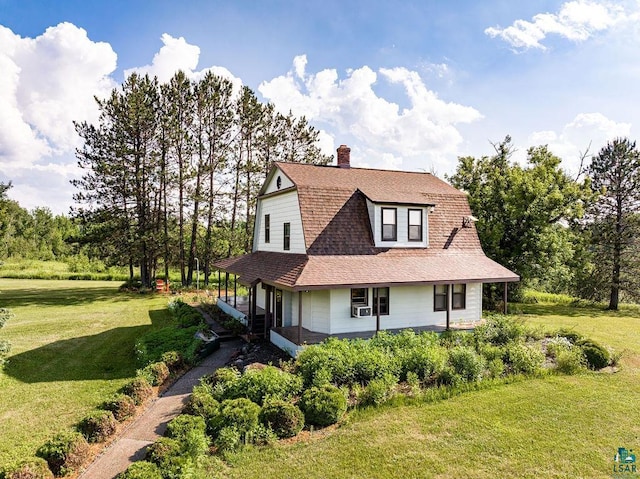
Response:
452,284,466,310
264,214,270,243
283,222,290,251
434,285,448,311
373,287,389,315
408,209,422,242
381,208,397,241
351,288,368,307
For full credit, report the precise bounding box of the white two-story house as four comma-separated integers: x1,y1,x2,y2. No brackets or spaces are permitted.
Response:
214,145,518,355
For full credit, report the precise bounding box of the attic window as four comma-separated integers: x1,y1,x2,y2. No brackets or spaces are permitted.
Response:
283,222,290,250
381,208,397,241
276,176,282,189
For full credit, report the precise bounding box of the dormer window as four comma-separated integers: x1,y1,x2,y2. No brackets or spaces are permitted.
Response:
408,209,422,242
382,208,397,241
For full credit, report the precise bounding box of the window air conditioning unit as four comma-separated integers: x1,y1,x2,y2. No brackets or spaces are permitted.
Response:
352,305,372,318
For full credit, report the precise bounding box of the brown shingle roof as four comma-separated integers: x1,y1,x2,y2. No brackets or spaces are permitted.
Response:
215,162,519,289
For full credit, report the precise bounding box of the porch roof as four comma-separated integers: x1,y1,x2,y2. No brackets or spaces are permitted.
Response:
214,250,519,291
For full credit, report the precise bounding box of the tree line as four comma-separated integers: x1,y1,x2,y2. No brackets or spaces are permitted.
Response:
72,71,331,288
448,136,640,310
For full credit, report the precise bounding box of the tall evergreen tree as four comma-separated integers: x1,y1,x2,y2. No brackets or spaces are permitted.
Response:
587,138,640,310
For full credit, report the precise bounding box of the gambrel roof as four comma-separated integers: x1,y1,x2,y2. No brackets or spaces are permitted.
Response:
215,162,519,290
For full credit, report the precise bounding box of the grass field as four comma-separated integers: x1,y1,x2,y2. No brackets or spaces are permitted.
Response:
0,279,173,466
219,300,640,479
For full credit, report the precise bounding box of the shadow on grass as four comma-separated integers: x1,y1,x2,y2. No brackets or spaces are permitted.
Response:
3,309,172,383
0,284,134,308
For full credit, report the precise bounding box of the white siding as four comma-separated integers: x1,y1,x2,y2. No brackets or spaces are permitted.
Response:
263,169,295,194
254,190,305,253
325,283,483,334
368,202,430,248
299,290,330,334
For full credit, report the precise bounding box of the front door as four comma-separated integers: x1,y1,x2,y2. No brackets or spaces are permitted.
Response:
275,289,283,327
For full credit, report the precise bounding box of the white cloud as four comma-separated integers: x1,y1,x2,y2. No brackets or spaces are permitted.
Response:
124,33,244,94
528,112,632,173
0,22,118,212
258,55,482,172
485,1,629,50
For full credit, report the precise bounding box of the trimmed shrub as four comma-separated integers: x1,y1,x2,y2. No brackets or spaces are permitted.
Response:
165,414,207,441
103,394,136,422
555,348,586,375
299,384,347,427
36,431,89,477
116,461,162,479
160,351,184,373
145,437,182,469
504,343,545,375
230,365,303,405
398,344,449,383
2,457,53,479
487,358,505,378
138,361,170,386
207,367,241,401
259,400,305,438
359,373,398,406
121,377,153,406
577,339,611,370
78,410,117,443
214,398,261,437
184,385,220,424
448,346,486,382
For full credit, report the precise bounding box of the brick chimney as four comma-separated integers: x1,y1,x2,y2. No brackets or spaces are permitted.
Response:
337,144,351,168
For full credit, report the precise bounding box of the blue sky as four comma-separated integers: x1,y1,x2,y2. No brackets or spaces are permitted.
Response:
1,0,639,213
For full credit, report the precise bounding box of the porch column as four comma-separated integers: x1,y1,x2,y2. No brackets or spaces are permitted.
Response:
251,284,257,334
225,272,229,302
233,274,237,308
503,282,508,314
265,285,272,337
375,287,381,333
248,286,253,333
446,283,452,331
297,291,303,345
217,270,221,300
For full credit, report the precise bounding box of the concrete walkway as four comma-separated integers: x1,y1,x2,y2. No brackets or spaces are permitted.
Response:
79,339,242,479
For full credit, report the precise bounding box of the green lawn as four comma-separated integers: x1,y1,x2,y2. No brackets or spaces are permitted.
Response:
0,279,173,466
220,302,640,479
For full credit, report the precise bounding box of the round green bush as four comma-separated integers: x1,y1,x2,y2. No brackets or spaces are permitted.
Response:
577,339,610,370
138,361,170,386
555,328,584,344
259,400,305,438
2,457,53,479
160,351,184,373
183,385,220,424
448,346,486,382
103,394,136,422
299,384,347,427
207,367,241,401
555,348,586,375
78,410,117,443
116,461,162,479
165,414,207,441
145,437,183,471
36,431,89,477
214,398,261,436
122,377,153,406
